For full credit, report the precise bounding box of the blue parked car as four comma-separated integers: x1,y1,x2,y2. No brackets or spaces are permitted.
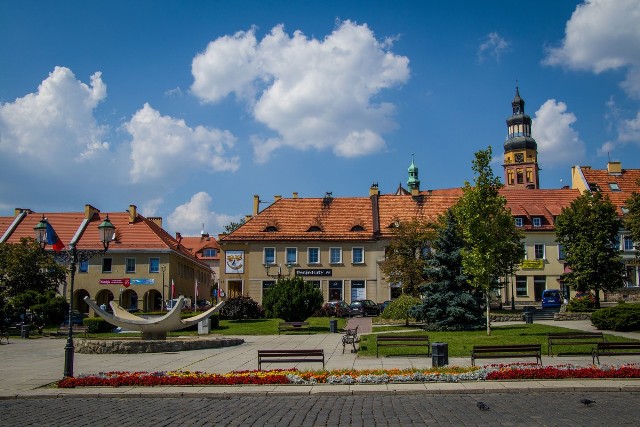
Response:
541,290,562,308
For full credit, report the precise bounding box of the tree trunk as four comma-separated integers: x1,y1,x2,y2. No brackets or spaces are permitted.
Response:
485,293,491,336
594,286,601,309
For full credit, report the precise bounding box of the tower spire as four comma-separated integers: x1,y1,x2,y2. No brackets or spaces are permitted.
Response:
503,86,539,189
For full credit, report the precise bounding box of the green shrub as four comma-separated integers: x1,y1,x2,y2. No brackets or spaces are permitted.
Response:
591,304,640,331
566,294,596,312
382,295,421,326
83,317,115,333
262,277,324,322
219,296,264,320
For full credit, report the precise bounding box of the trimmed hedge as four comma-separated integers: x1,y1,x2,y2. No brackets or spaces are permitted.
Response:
591,303,640,331
83,317,115,333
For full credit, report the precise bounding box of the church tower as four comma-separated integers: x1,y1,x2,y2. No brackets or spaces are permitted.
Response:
407,155,420,195
503,87,539,189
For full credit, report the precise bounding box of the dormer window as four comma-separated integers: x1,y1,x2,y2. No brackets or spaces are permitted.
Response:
307,225,322,232
532,217,542,227
514,217,523,227
264,225,278,232
350,225,365,232
203,248,217,257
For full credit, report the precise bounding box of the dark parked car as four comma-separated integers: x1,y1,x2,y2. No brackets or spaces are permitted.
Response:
541,289,562,308
63,310,87,325
349,300,381,317
379,300,392,313
324,300,351,317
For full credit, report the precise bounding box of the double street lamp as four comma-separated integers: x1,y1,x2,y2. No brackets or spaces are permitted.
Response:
34,215,116,378
264,263,294,280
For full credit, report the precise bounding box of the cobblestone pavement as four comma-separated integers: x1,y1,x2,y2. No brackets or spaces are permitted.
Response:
1,391,639,426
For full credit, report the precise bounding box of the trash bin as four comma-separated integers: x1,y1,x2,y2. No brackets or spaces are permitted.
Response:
431,342,448,367
524,312,533,324
20,324,29,339
329,319,338,333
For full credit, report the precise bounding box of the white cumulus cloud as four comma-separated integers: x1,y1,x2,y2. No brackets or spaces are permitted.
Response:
544,0,640,98
125,103,240,183
0,66,109,168
477,32,510,63
532,99,586,167
191,20,410,162
167,191,240,236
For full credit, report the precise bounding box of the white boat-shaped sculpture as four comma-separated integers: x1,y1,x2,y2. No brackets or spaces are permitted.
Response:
83,295,225,340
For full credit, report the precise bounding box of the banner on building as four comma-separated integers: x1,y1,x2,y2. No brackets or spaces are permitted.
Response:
225,250,245,273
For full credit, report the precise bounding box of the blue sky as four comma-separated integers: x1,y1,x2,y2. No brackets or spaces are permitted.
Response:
1,0,639,237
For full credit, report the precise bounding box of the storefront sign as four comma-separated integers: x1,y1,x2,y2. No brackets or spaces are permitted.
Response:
295,269,332,277
520,259,544,269
99,278,131,287
624,259,640,266
130,278,155,285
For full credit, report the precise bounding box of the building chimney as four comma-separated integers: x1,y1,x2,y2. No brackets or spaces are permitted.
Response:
607,161,622,175
84,204,100,220
293,192,298,199
128,205,137,223
148,217,163,228
175,232,182,243
274,195,282,202
245,215,253,223
14,208,33,216
253,195,260,216
369,182,380,197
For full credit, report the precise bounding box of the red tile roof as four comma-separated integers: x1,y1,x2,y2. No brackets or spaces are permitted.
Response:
181,235,220,260
579,167,640,214
221,187,580,241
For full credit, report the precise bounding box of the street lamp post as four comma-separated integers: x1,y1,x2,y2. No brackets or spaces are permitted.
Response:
511,275,516,310
161,265,166,310
34,215,116,378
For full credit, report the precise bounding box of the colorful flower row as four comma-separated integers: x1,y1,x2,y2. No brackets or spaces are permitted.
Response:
57,363,640,388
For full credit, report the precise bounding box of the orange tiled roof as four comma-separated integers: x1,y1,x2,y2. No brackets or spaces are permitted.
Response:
580,167,640,214
181,235,220,260
0,208,208,268
222,187,580,242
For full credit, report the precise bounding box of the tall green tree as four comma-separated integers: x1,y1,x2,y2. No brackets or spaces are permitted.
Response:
411,209,485,331
262,276,324,322
556,191,625,308
453,147,525,335
625,187,640,251
223,218,245,235
0,238,66,298
380,219,436,297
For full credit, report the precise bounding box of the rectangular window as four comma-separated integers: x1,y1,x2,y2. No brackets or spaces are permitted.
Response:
305,280,321,291
624,236,634,251
329,280,343,300
532,217,542,227
557,244,565,260
78,260,89,273
352,247,364,264
203,248,217,257
307,247,319,264
102,258,112,273
514,217,523,227
613,235,621,250
351,280,365,301
125,258,136,273
330,247,342,264
609,183,621,191
534,243,545,260
516,276,527,297
264,247,276,265
149,257,160,273
286,247,298,265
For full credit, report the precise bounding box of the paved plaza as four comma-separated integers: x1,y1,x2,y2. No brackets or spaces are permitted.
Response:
1,319,640,426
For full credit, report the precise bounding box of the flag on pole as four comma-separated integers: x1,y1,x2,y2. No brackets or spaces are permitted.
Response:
171,279,175,301
195,280,199,311
45,221,65,252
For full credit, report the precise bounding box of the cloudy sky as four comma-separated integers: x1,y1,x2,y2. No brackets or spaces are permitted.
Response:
1,0,639,236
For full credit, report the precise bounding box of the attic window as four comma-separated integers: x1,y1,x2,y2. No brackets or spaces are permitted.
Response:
609,183,621,192
264,225,279,232
514,217,523,227
532,217,542,227
350,225,365,232
307,225,322,232
388,220,400,228
588,183,601,192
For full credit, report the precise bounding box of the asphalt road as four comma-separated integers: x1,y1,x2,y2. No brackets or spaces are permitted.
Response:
2,391,639,426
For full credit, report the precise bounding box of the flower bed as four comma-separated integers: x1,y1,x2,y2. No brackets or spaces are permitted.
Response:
57,363,640,388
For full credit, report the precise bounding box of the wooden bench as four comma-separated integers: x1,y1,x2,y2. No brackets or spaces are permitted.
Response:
0,329,8,344
471,344,542,366
257,349,325,370
278,321,310,335
342,326,360,354
592,342,640,364
547,332,606,356
57,324,89,338
376,335,431,358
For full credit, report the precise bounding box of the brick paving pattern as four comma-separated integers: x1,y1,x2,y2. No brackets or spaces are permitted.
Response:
1,392,639,426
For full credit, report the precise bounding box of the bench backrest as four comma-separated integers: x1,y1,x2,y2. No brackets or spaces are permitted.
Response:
377,335,429,342
258,349,323,357
473,344,541,352
597,342,640,349
548,332,603,339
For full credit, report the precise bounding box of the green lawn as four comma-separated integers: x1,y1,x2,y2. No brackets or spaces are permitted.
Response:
360,324,637,357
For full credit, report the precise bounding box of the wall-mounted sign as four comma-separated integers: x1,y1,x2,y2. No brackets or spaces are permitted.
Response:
130,278,155,285
520,259,544,269
225,250,244,274
295,269,332,277
99,278,131,287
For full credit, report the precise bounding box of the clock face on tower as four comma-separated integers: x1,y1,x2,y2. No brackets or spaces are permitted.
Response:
515,153,524,163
